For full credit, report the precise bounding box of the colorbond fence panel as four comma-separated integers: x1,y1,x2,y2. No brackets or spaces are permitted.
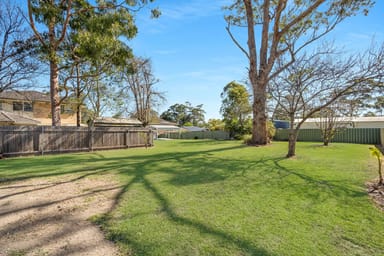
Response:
159,131,230,140
0,126,153,157
274,128,381,144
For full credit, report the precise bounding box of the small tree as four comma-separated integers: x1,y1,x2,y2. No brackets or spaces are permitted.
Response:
220,81,252,138
369,147,383,186
316,101,351,146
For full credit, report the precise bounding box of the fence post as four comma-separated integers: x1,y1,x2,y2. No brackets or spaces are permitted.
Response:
125,129,129,148
88,127,93,151
39,126,44,155
381,128,384,146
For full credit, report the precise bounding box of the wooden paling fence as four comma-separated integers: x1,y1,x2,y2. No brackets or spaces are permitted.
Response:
0,126,153,157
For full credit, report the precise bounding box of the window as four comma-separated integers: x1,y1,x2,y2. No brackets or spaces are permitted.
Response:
13,102,23,111
24,102,33,112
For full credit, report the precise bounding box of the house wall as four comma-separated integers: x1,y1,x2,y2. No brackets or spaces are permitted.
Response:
0,99,78,126
300,121,384,129
354,122,384,129
33,102,50,118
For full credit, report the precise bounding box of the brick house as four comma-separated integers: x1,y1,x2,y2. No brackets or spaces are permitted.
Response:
0,90,78,126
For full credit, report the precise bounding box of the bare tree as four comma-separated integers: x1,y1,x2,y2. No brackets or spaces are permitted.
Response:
122,58,165,127
224,0,374,145
0,1,40,92
269,44,384,157
316,102,352,146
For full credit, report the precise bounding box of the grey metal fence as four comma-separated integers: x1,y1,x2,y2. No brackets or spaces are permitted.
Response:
274,128,381,144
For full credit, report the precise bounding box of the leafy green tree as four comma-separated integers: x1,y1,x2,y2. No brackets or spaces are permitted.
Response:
27,0,158,126
224,0,374,145
206,119,225,131
220,81,252,138
161,102,205,126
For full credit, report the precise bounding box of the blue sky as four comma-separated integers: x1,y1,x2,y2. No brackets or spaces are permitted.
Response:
129,0,384,120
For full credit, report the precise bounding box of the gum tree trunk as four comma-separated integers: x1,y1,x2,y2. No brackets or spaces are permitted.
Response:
50,60,61,126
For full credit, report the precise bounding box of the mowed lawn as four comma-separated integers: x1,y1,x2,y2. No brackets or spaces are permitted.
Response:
1,140,383,255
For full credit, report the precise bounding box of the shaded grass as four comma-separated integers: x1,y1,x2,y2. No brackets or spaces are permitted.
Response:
1,140,383,255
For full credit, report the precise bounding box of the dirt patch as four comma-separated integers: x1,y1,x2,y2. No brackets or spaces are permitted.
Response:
0,172,123,256
367,180,384,211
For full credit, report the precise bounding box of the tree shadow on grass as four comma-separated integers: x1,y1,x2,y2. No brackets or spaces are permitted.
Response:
0,141,371,255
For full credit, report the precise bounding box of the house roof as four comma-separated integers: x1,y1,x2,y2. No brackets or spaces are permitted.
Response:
94,117,142,126
151,124,180,130
296,116,384,123
150,119,178,126
0,90,50,102
0,111,41,125
182,126,208,132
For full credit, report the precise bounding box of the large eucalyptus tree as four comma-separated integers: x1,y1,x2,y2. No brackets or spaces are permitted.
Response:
27,0,159,126
225,0,374,145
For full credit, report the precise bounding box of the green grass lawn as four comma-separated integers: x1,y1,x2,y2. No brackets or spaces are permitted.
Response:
1,140,383,255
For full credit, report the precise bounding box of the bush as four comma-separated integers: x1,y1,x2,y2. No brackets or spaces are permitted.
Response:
243,134,252,145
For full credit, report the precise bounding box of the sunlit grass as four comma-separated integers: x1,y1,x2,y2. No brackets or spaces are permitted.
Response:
1,140,383,255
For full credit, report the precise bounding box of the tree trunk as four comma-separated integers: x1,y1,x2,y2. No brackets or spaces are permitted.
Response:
287,129,299,158
244,0,270,145
76,105,81,127
251,84,268,145
50,60,61,126
76,64,81,127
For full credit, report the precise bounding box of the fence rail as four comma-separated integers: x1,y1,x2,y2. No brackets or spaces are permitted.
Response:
0,126,153,157
274,128,381,145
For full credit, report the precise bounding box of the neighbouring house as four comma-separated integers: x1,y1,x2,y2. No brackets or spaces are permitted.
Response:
296,116,384,129
150,119,180,139
0,111,41,126
93,117,143,127
0,90,79,126
182,126,208,132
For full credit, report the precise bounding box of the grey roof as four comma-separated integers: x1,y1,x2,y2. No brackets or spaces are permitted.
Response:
297,116,384,123
151,124,180,130
94,117,142,126
182,126,208,132
150,119,178,126
0,90,50,102
0,111,41,125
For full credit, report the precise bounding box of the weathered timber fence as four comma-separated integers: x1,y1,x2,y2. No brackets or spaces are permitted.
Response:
0,126,153,157
274,128,381,145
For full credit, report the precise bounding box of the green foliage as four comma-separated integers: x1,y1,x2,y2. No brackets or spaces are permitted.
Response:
160,102,205,126
220,81,252,138
369,146,384,185
206,118,225,131
267,120,276,139
2,141,383,255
